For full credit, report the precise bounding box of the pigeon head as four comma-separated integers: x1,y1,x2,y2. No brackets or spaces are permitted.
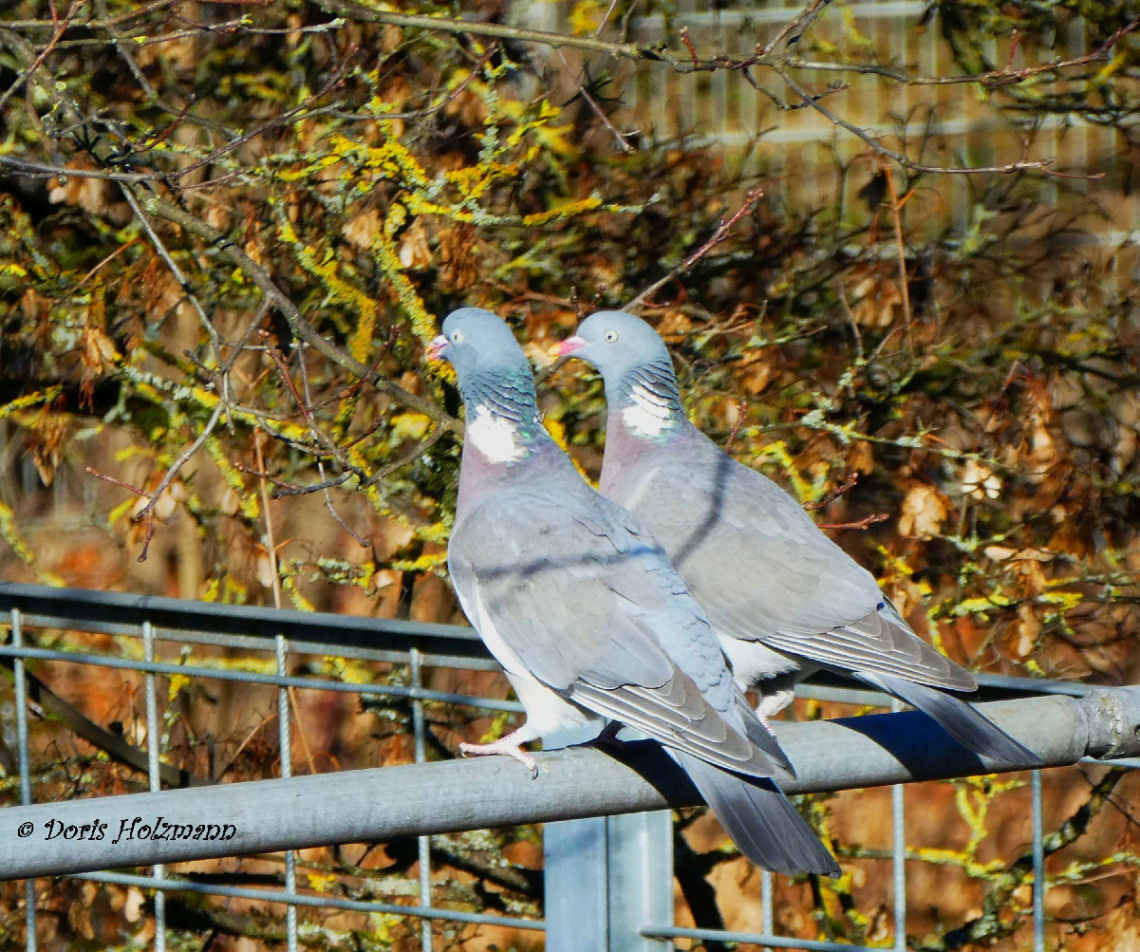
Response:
557,311,684,439
429,308,544,463
556,311,671,378
430,308,532,387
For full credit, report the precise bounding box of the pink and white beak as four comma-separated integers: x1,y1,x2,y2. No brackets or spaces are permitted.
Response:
554,335,587,358
427,335,449,361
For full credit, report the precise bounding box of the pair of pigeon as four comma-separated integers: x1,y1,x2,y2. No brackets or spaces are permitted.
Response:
429,307,1039,877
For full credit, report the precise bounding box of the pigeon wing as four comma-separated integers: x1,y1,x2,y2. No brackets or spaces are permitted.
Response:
449,488,779,778
625,449,975,692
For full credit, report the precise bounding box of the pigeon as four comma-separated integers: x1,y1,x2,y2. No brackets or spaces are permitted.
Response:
556,310,1041,768
429,307,841,877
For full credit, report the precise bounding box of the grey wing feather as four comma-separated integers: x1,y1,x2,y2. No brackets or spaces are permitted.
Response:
765,601,976,693
569,679,778,778
628,450,975,692
857,673,1044,767
450,488,780,779
673,752,840,877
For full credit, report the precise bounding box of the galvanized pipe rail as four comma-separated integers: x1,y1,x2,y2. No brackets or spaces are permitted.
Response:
3,689,1137,881
2,580,1133,951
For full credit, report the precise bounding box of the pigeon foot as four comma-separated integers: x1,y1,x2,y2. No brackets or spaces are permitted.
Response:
459,736,541,778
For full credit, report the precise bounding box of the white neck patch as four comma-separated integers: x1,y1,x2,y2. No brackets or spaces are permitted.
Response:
621,383,677,438
467,406,526,463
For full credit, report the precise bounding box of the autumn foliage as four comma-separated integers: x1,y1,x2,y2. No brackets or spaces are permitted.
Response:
1,0,1139,949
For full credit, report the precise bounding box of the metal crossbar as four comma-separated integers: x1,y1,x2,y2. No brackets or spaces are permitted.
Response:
0,581,1133,951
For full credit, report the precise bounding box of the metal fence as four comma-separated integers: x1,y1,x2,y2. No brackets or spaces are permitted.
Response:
1,581,1137,951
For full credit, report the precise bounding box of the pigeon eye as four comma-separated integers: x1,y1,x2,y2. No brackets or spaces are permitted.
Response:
451,330,464,343
604,330,619,343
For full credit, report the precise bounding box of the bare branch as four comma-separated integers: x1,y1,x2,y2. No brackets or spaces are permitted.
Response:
312,0,655,61
556,49,634,153
816,513,890,531
135,194,461,433
130,397,225,524
627,188,764,309
0,0,86,117
773,67,1069,177
761,0,833,55
120,186,223,350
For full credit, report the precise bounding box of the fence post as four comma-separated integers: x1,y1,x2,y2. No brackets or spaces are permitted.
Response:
607,810,673,950
543,812,672,951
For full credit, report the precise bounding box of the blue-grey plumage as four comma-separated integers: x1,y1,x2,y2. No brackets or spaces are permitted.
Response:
559,310,1041,768
433,307,840,877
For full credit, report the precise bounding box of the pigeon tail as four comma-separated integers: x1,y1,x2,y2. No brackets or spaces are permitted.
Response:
858,673,1045,768
674,751,841,878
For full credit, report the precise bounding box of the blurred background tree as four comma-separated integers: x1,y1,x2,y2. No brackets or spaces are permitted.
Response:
1,0,1139,948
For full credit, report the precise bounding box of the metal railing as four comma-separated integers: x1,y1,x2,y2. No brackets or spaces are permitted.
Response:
0,581,534,951
1,581,1136,951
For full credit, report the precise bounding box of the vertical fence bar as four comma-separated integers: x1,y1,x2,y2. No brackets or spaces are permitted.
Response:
545,817,609,951
410,648,433,952
761,869,774,948
11,609,37,952
609,810,672,951
1032,769,1045,952
892,699,906,952
275,634,299,952
142,621,166,952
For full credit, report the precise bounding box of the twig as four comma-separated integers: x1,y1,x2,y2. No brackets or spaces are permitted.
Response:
313,0,653,61
786,15,1140,88
594,0,621,36
0,0,86,117
6,0,181,29
135,194,462,433
270,471,354,499
744,69,847,110
259,332,369,543
70,238,138,291
679,27,699,66
804,472,859,511
0,659,207,788
85,466,148,498
363,426,446,487
216,711,278,781
326,46,493,124
556,49,634,153
0,156,161,182
627,187,764,309
130,398,226,524
816,512,889,530
761,0,833,54
883,166,913,347
254,432,283,610
328,327,398,408
94,0,155,99
169,56,353,182
295,341,371,548
2,24,457,432
260,332,347,464
837,283,863,360
724,399,749,454
287,686,318,776
773,67,1067,177
120,186,223,350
